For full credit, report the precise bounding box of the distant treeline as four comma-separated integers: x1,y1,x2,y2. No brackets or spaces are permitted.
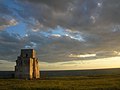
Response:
0,68,120,78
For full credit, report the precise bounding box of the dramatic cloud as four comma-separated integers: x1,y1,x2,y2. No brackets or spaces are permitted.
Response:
69,54,96,58
0,18,18,30
0,0,120,63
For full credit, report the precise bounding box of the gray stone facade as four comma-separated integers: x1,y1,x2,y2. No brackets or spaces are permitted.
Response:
15,49,40,79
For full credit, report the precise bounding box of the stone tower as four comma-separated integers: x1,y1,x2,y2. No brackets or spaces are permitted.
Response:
15,49,40,79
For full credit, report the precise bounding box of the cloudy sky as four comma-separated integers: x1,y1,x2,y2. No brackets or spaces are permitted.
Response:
0,0,120,71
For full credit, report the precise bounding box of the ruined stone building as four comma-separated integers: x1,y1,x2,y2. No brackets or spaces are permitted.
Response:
15,49,40,79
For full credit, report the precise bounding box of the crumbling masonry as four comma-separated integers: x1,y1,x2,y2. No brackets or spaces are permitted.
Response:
15,49,40,79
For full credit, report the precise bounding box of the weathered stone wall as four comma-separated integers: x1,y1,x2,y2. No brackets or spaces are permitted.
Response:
21,49,36,58
33,59,40,78
15,49,40,79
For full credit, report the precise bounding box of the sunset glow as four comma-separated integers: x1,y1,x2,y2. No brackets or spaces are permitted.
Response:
0,0,120,71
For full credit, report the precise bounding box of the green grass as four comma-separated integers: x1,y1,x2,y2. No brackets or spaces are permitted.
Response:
0,74,120,90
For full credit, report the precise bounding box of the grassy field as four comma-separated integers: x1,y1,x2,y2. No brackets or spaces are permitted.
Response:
0,74,120,90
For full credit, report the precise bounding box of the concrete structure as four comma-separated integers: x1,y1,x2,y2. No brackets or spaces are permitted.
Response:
15,49,40,79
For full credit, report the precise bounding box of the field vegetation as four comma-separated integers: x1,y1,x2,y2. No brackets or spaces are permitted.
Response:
0,74,120,90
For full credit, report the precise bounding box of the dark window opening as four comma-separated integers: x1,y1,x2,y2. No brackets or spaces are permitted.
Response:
26,54,28,57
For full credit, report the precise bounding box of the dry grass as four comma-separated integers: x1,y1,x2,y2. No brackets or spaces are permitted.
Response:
0,74,120,90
